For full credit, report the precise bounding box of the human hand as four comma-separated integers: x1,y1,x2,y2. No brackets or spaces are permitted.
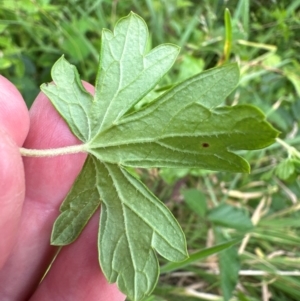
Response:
0,75,126,301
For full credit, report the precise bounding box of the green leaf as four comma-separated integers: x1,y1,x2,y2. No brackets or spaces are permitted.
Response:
96,161,187,300
208,204,253,231
40,12,279,301
217,231,240,301
223,8,232,63
284,66,300,97
160,238,241,274
89,64,278,172
51,156,101,245
275,159,295,180
182,188,207,218
40,56,94,142
93,12,180,133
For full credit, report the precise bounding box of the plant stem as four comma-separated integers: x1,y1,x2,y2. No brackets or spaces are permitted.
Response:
19,144,88,157
276,138,300,158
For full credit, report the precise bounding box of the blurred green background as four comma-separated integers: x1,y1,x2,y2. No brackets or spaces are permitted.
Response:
1,0,300,300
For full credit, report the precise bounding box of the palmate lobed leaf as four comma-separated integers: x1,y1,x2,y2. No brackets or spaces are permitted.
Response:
97,160,187,300
89,98,276,172
41,13,179,141
40,12,279,301
40,56,94,142
93,13,180,134
52,156,187,300
88,63,277,172
51,156,101,245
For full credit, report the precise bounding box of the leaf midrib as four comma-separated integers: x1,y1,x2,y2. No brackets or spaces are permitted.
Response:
90,64,237,144
89,130,247,148
104,163,186,256
115,64,237,125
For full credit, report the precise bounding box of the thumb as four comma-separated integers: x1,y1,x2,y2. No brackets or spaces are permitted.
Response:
0,131,25,268
0,76,29,268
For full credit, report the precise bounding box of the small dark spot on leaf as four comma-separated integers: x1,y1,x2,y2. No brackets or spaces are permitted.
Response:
202,143,209,148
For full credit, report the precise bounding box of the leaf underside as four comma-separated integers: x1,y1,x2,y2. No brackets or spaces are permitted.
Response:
41,12,279,301
97,159,186,300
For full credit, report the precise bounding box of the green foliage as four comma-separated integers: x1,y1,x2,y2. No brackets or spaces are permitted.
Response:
3,0,300,300
275,159,296,180
160,238,241,274
41,12,277,301
208,204,253,231
222,8,232,63
182,189,207,218
217,231,240,301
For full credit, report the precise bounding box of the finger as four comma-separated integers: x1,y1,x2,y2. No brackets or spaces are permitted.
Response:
0,132,25,268
0,76,29,268
0,75,30,146
0,83,89,299
29,213,126,301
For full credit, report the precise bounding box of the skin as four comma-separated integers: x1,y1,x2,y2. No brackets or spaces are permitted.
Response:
0,75,126,301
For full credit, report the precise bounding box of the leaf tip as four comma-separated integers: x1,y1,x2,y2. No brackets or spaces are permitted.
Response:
50,235,61,246
50,232,73,246
129,10,136,16
123,11,144,24
244,164,251,174
50,227,64,246
181,251,189,262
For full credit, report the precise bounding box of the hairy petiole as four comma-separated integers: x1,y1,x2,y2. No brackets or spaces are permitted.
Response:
19,144,88,157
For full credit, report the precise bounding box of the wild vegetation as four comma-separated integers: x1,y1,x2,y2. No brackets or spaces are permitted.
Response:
1,0,300,300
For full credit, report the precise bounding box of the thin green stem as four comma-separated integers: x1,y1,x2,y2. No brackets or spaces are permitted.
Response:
223,8,232,63
276,138,300,159
204,176,218,207
19,144,88,157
